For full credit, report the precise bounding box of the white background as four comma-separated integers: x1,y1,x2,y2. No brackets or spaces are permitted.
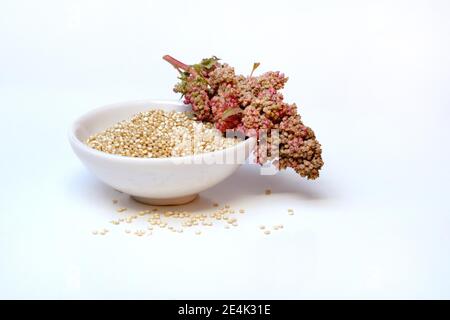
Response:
1,0,450,299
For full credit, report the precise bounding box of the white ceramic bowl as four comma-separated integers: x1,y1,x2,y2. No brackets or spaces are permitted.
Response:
69,100,256,205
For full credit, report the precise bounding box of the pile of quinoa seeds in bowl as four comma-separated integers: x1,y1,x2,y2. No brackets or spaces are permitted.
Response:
86,109,239,158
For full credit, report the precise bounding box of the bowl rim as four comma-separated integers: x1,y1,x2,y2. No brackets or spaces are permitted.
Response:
68,99,255,164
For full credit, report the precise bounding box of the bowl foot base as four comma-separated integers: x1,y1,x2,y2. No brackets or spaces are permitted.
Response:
131,194,198,206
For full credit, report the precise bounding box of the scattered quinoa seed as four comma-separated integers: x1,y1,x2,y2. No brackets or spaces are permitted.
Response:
134,230,145,237
92,202,287,238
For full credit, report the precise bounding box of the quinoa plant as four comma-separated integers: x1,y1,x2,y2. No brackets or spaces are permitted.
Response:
163,55,324,179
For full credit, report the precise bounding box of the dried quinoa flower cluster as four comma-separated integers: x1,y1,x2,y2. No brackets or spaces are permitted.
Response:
163,55,324,179
86,109,238,158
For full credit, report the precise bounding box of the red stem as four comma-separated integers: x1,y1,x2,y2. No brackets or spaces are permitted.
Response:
163,55,195,74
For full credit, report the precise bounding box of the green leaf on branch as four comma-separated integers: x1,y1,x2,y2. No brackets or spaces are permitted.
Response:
250,62,260,77
222,107,243,120
199,56,220,70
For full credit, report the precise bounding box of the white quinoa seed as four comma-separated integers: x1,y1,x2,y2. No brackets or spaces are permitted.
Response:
86,110,239,158
134,230,146,237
